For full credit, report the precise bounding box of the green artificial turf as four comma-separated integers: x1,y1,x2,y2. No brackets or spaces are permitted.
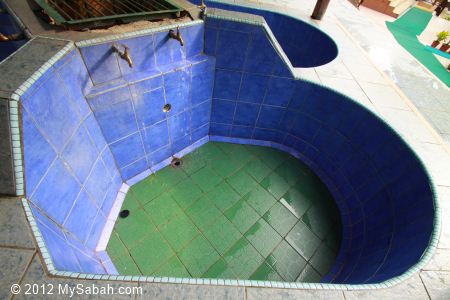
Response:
386,7,450,87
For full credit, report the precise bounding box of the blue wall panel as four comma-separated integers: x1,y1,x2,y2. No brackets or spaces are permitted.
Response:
21,49,122,273
195,0,338,68
85,24,214,181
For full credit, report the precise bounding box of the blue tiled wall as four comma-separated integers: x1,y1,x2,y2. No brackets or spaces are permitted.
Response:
192,0,338,67
206,17,434,284
19,12,434,283
21,49,122,273
84,24,215,181
79,25,205,85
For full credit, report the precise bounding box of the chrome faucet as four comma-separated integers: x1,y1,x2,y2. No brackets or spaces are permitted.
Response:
168,27,184,46
112,43,133,68
198,0,207,10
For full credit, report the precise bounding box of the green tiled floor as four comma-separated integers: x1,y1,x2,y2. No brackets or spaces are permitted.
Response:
107,142,342,282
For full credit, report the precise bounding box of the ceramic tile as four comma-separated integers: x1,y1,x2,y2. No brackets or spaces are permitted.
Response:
170,178,203,210
142,120,170,153
244,219,282,257
216,29,250,70
250,261,283,281
296,263,322,283
130,231,173,275
226,169,258,196
22,111,56,196
114,210,156,248
130,176,165,205
207,181,241,212
286,222,321,261
202,259,236,279
186,196,222,231
132,87,166,129
203,215,242,255
309,242,337,276
190,166,222,192
223,238,264,278
213,69,242,100
80,43,121,85
64,190,98,242
263,201,298,237
260,172,291,200
160,214,200,253
30,159,80,224
22,73,79,152
225,198,260,235
238,73,269,103
242,185,277,216
267,240,308,282
178,235,220,277
233,102,260,127
153,256,190,278
144,193,183,228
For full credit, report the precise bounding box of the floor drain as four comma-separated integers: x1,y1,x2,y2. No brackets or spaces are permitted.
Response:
171,157,182,168
163,104,171,112
119,210,130,218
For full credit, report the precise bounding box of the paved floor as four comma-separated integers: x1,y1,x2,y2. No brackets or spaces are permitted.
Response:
1,0,450,299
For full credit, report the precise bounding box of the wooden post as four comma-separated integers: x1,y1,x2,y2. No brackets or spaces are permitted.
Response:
311,0,331,20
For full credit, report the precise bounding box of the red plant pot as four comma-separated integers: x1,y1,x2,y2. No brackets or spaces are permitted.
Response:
439,44,450,52
431,40,440,48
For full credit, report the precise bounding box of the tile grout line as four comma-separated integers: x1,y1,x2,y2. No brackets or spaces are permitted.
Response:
418,272,433,300
10,251,37,300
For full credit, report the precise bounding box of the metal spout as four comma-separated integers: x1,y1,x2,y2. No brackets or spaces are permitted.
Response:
112,43,133,68
198,0,207,10
169,27,184,47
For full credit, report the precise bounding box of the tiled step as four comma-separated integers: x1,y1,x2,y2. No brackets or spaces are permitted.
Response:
393,0,416,15
362,0,414,18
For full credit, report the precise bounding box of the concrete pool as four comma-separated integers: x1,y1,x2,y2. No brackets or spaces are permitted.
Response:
1,0,438,292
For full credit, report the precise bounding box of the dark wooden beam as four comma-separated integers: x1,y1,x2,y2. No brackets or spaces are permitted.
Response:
311,0,330,20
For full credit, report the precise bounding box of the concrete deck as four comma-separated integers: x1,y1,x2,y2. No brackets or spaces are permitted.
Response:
1,0,449,299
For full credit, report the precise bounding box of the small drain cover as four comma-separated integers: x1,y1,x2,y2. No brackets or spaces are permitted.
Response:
171,157,182,168
119,210,130,218
163,104,171,112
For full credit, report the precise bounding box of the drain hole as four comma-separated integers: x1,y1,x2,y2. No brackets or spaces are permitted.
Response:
163,104,171,112
119,210,130,218
171,157,182,168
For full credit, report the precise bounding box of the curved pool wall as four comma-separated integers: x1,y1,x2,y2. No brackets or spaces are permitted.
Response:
204,12,435,284
16,9,436,287
191,0,338,68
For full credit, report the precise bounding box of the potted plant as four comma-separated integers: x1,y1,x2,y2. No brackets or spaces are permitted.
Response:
431,30,449,48
440,40,450,52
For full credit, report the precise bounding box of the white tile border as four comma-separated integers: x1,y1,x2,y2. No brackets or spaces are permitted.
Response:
95,183,129,251
75,20,204,48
